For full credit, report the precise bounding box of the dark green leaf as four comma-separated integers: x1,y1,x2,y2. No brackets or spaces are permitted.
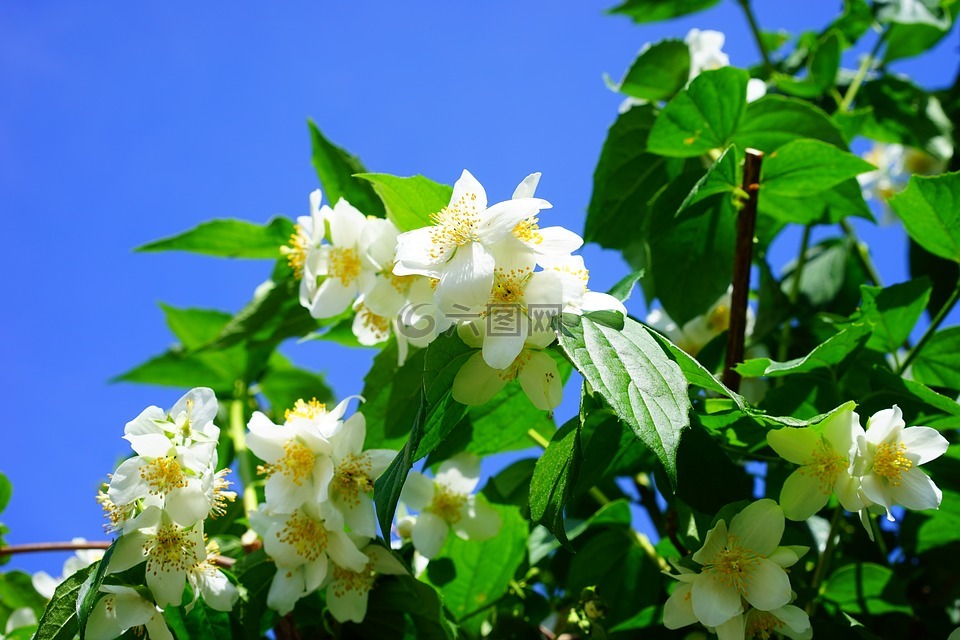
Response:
78,543,117,639
355,174,452,233
607,0,720,23
160,305,232,350
648,67,749,157
528,418,581,549
736,322,872,377
258,364,334,416
33,565,94,640
774,30,841,98
889,171,960,263
857,75,953,161
307,120,385,218
674,423,751,514
869,366,960,426
760,177,873,225
136,217,294,259
0,571,47,620
358,573,458,640
822,562,912,615
910,238,960,318
616,39,690,102
374,386,427,539
830,0,874,44
557,315,691,487
649,329,746,409
0,472,10,514
677,145,741,215
232,549,277,640
858,279,931,353
913,488,960,553
761,139,876,197
732,95,848,152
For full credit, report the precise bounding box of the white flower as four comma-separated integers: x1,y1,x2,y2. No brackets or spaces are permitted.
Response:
324,411,395,538
246,397,348,514
283,189,326,279
646,290,751,357
108,388,221,528
538,254,627,317
714,604,812,640
688,500,792,628
186,540,240,613
452,327,562,411
324,540,407,623
31,538,105,599
767,407,865,520
250,502,369,616
86,585,172,640
301,198,377,319
859,143,906,203
855,405,949,521
109,507,206,609
393,170,552,313
398,453,502,559
3,608,37,635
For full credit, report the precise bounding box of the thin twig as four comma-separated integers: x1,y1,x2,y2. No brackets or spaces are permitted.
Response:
898,276,960,374
723,148,764,392
777,223,813,364
738,0,774,72
807,505,843,615
0,541,236,569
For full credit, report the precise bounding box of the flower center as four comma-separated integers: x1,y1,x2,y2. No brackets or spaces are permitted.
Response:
333,453,375,507
388,271,416,293
277,511,328,562
702,537,760,594
745,609,784,639
259,440,316,486
329,247,362,286
800,439,847,494
140,456,188,495
498,351,533,382
283,225,310,278
331,559,376,598
490,268,531,306
706,304,731,333
210,469,236,518
285,398,327,422
872,441,913,485
428,484,467,524
145,524,195,573
97,486,131,532
428,192,481,257
355,304,391,341
513,217,543,245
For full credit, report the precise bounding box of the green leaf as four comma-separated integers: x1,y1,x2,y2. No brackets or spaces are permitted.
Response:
160,305,233,350
616,39,690,102
77,543,117,639
858,279,931,353
822,562,912,615
0,571,47,620
374,386,427,539
674,423,751,515
607,0,720,23
585,104,689,251
869,366,960,425
609,605,661,632
259,364,334,415
760,139,876,197
889,172,960,263
648,329,746,409
736,322,872,378
0,472,10,514
774,30,841,98
136,217,294,259
359,573,458,640
732,95,848,152
425,503,527,636
830,0,874,44
910,238,960,318
677,145,741,215
112,347,245,391
857,75,953,161
608,270,643,303
33,565,94,640
760,177,873,225
528,418,581,549
556,315,692,486
912,326,960,390
355,173,452,233
232,549,278,640
876,0,951,28
885,10,956,62
913,488,960,553
647,67,749,157
307,120,386,218
361,341,426,451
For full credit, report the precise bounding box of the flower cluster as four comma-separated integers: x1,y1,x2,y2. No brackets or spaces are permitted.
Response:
91,388,239,638
858,142,943,211
287,171,624,411
245,396,404,621
768,404,949,534
664,500,812,640
396,453,501,559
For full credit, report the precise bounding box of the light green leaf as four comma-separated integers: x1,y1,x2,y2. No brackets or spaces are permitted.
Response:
870,366,960,426
607,0,720,23
822,562,912,615
912,326,960,390
0,473,10,514
557,315,691,486
528,418,581,549
136,217,294,259
648,67,749,157
889,172,960,263
736,322,872,378
774,30,841,98
426,503,528,636
831,0,874,44
858,279,931,353
616,39,690,102
677,145,741,215
32,565,94,640
760,176,874,225
355,173,452,233
732,95,848,152
913,488,960,553
760,139,876,197
0,571,47,621
159,305,233,350
307,119,385,218
258,364,334,415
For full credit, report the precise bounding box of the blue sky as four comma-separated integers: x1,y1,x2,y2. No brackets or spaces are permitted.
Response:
1,1,957,575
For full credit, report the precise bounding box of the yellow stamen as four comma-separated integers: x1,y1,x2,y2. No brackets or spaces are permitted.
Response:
427,192,481,258
277,511,328,562
706,303,731,333
872,441,913,485
210,469,236,518
329,247,362,286
282,225,310,279
702,535,760,595
333,453,375,507
489,268,532,307
513,217,543,245
799,439,847,494
145,524,194,575
745,609,784,639
428,484,467,524
258,440,316,486
285,398,327,422
140,456,188,495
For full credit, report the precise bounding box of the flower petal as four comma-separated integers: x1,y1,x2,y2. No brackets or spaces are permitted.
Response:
436,453,481,494
411,512,449,559
692,519,728,565
452,352,509,406
399,472,435,511
453,497,502,541
267,568,305,616
303,554,329,592
662,582,697,630
715,613,746,640
767,427,818,465
310,278,358,319
436,242,496,313
865,406,905,446
779,469,830,521
327,530,371,573
692,571,742,627
901,426,949,465
481,322,527,370
741,557,791,611
518,350,563,410
512,173,541,199
729,499,784,556
326,578,370,623
890,466,942,512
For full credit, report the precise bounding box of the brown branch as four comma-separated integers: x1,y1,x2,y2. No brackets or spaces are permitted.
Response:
723,148,764,393
0,541,235,569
